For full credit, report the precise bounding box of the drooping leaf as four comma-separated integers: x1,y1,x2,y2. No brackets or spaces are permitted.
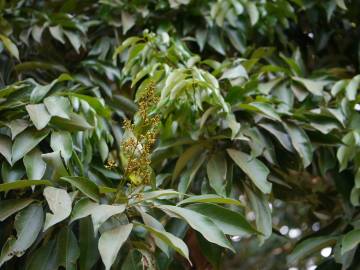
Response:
158,205,234,251
177,194,242,206
207,153,227,195
0,134,12,164
0,198,34,221
50,131,73,163
187,203,257,236
227,149,271,194
12,129,50,163
44,96,71,119
137,223,191,263
0,34,19,60
61,176,100,202
245,186,272,244
98,223,133,270
0,204,44,266
79,217,100,270
0,180,52,192
23,148,46,180
26,104,51,130
43,187,72,231
70,198,126,234
172,144,203,181
41,151,69,179
55,227,80,270
341,229,360,255
284,123,313,168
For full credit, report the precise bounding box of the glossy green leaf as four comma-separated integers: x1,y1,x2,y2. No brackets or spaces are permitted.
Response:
12,129,50,163
137,223,191,263
341,229,360,254
43,187,72,231
0,34,19,60
61,176,100,202
158,205,234,251
188,203,257,236
0,134,12,164
227,149,271,194
0,180,52,192
44,96,71,119
50,131,73,163
177,194,242,206
207,153,227,195
0,204,43,266
55,227,80,270
98,223,133,270
71,198,126,234
42,151,69,179
284,123,313,167
23,148,46,180
0,198,34,221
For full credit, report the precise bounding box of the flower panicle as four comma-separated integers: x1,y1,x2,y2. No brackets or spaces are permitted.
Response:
121,81,160,186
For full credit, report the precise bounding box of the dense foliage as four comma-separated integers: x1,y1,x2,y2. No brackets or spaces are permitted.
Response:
0,0,360,269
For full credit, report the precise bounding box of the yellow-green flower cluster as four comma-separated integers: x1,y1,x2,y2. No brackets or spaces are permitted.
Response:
121,82,160,185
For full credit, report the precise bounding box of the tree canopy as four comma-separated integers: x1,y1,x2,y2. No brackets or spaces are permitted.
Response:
0,0,360,269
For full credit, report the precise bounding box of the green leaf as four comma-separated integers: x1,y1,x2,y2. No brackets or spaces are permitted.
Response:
0,34,19,60
345,75,360,101
341,229,360,254
0,204,43,266
187,203,257,236
178,153,207,194
64,30,81,53
42,151,69,179
121,11,135,34
66,93,111,118
12,129,50,163
55,227,80,270
284,123,313,167
71,198,126,234
177,194,242,206
207,153,227,195
220,64,248,80
227,149,271,194
51,113,93,131
61,176,100,202
0,134,12,164
292,77,328,96
26,104,51,130
259,122,293,151
244,187,272,243
79,217,99,270
335,0,347,9
49,25,66,44
6,119,29,139
98,223,133,270
137,223,191,264
43,187,72,231
138,209,169,256
0,198,34,221
0,180,52,192
288,236,337,264
44,96,71,119
249,102,281,122
23,148,46,180
25,240,58,270
50,131,73,163
246,2,259,25
158,205,234,251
